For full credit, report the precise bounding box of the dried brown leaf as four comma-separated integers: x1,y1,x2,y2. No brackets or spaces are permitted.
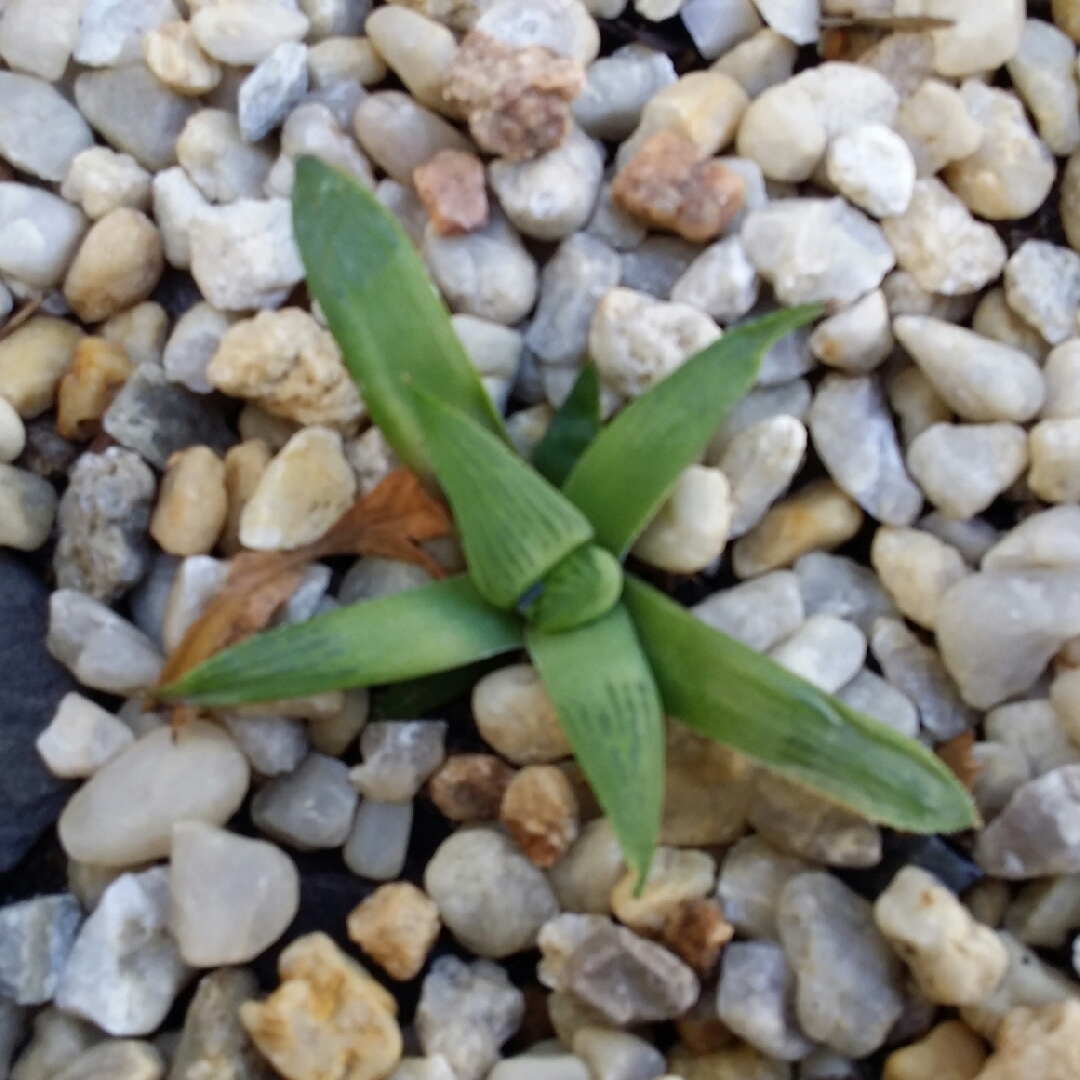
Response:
155,468,453,705
936,731,980,793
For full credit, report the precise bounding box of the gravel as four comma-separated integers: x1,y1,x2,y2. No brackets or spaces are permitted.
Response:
6,2,1080,1076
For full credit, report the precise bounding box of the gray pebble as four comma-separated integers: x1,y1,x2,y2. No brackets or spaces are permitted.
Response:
717,940,814,1060
563,921,699,1025
526,234,621,369
692,570,804,652
794,551,896,635
74,64,197,172
251,753,358,851
778,872,904,1058
0,72,93,183
976,766,1080,879
809,375,922,527
348,720,446,802
416,955,524,1080
53,448,156,604
0,894,81,1006
103,364,235,470
870,616,975,742
238,42,309,143
343,800,413,882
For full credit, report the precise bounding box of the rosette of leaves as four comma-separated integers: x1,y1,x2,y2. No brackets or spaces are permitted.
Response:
162,157,977,880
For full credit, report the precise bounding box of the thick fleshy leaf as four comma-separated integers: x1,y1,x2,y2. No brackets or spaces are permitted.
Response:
623,577,978,834
292,156,503,474
160,577,522,706
412,389,594,609
564,307,820,555
522,543,623,633
532,363,602,486
527,605,665,880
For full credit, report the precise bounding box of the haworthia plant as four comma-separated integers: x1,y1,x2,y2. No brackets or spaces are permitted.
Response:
162,158,978,880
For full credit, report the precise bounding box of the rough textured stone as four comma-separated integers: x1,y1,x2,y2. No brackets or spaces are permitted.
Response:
416,956,523,1080
55,867,189,1037
168,967,272,1080
589,288,720,399
346,883,441,981
239,932,402,1080
563,921,700,1025
778,872,905,1058
874,867,1008,1006
612,131,746,244
973,1000,1080,1080
209,309,364,433
189,198,304,312
443,30,585,160
0,894,81,1006
882,178,1007,297
975,766,1080,879
143,20,223,98
742,198,894,309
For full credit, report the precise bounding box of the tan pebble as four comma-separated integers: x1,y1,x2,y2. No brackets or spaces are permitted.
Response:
0,316,84,419
55,338,134,442
428,753,516,823
150,446,228,557
144,20,222,97
500,764,579,869
661,897,734,976
732,480,864,578
630,70,749,158
63,208,164,324
973,1001,1080,1080
346,882,442,982
442,30,585,160
883,1020,987,1080
874,866,1009,1007
239,427,356,552
612,131,746,243
662,721,751,847
240,931,402,1080
220,438,272,555
610,846,716,935
413,149,489,236
472,662,572,765
102,300,169,367
208,308,365,434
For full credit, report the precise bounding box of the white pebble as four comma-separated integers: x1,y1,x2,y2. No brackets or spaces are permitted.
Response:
825,123,915,219
36,693,133,780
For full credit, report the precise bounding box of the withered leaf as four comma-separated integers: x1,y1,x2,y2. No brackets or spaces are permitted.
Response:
936,731,981,793
155,468,453,701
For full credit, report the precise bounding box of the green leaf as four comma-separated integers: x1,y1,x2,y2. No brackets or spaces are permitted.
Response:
623,577,978,834
527,604,665,880
161,577,522,706
522,543,623,633
411,389,595,609
373,658,507,720
531,363,602,486
292,156,503,474
564,307,820,556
